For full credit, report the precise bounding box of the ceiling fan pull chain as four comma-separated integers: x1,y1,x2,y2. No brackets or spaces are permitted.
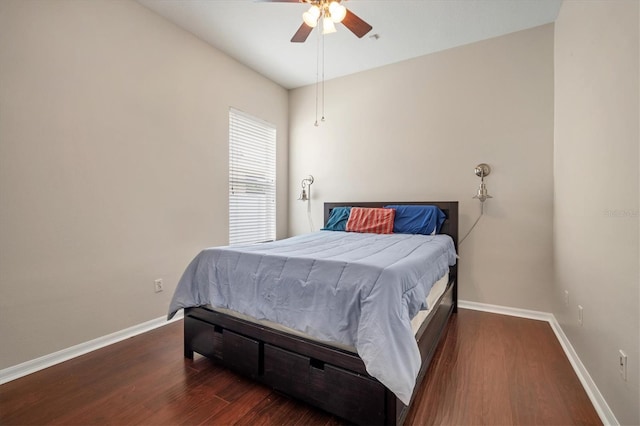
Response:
321,28,325,123
314,22,320,127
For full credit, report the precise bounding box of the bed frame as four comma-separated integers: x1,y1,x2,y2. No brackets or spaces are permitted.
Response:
183,201,458,425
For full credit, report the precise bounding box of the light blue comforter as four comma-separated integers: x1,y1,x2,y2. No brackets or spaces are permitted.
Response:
168,231,457,404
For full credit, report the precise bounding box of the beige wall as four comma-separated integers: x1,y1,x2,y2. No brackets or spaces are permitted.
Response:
0,0,288,369
554,1,639,424
289,25,555,312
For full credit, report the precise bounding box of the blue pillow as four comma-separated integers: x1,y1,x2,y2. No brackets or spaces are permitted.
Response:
322,207,351,231
384,205,446,235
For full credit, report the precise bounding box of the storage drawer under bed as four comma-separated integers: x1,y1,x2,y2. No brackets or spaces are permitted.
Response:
184,316,261,378
263,343,386,425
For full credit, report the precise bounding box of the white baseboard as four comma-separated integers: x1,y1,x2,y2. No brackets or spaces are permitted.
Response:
458,300,618,426
458,300,554,322
0,311,184,386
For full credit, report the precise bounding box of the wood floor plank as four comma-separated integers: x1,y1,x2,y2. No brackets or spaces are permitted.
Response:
0,309,602,426
233,392,330,426
142,382,230,426
190,367,280,425
481,312,516,425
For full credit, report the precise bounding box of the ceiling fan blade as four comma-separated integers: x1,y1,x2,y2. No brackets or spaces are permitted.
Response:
342,8,373,38
291,23,314,43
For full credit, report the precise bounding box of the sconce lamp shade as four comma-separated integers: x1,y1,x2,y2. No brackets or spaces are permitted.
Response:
473,184,493,202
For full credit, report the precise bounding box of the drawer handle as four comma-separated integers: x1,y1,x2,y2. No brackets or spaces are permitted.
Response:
310,359,325,370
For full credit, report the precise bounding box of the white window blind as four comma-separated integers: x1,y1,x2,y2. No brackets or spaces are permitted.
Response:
229,108,276,245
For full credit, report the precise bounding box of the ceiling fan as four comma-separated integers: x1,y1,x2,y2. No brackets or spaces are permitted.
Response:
261,0,373,43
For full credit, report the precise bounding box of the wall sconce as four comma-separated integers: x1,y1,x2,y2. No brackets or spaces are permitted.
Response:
472,163,492,202
461,163,492,245
298,175,314,201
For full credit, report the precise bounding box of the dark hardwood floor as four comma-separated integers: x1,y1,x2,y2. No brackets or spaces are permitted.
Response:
0,309,601,425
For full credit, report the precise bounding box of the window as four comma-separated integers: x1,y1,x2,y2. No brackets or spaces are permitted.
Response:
229,108,276,245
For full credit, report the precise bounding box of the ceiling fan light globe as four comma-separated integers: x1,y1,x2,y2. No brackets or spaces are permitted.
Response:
329,2,346,23
322,16,337,34
309,5,321,18
302,11,319,27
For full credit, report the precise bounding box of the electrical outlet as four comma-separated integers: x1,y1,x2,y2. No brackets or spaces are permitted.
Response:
619,350,627,381
154,279,163,293
578,305,583,326
564,290,569,307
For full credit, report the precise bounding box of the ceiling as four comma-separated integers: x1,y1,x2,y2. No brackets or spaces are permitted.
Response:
136,0,563,89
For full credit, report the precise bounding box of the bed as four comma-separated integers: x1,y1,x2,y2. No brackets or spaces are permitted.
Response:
171,201,458,425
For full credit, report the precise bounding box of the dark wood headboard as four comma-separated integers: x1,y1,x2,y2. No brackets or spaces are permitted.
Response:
323,201,459,249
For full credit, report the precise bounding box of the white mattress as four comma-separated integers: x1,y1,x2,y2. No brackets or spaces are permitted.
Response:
410,271,449,333
212,272,449,354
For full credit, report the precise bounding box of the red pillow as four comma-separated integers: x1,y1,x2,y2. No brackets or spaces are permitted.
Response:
346,207,396,234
